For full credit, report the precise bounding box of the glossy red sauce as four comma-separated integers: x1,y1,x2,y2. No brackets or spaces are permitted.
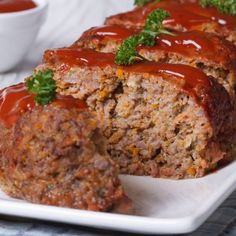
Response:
150,31,215,53
51,96,87,110
0,0,37,13
44,48,116,67
140,31,235,63
0,83,87,128
80,25,136,40
107,0,236,31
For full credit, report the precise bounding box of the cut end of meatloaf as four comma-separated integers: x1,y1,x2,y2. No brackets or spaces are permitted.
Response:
74,26,236,99
40,48,235,179
105,0,236,45
0,104,132,213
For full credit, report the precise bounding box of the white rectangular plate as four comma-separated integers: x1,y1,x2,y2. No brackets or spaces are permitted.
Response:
0,161,235,234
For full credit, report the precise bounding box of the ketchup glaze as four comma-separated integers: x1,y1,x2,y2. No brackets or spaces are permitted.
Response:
106,0,236,31
140,31,236,64
0,83,87,128
79,25,136,41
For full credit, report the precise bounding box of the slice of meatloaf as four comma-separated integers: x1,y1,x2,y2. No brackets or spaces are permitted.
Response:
74,26,236,99
0,83,132,213
105,0,236,45
39,48,235,179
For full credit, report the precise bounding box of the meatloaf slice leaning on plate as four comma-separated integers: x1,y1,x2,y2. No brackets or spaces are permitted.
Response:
38,48,235,179
74,25,236,99
0,83,132,213
105,0,236,45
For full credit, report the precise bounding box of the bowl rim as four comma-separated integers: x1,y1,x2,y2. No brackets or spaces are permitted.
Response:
0,0,48,18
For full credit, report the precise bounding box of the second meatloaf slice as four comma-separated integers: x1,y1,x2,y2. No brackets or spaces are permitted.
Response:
39,48,235,179
74,25,236,99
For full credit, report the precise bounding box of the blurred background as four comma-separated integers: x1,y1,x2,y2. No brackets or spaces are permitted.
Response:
0,0,133,88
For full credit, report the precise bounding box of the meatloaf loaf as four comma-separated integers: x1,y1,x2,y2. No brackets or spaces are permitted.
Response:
105,0,236,45
75,25,236,99
0,83,132,213
38,48,235,179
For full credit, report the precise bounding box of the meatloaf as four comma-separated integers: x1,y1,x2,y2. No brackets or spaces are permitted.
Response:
38,48,235,179
105,0,236,45
0,83,132,213
74,25,236,99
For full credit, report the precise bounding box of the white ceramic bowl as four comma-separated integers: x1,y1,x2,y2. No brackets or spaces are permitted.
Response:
0,0,48,72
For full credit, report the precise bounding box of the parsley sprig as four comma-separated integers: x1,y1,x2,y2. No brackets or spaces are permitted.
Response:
134,0,154,7
200,0,236,15
27,69,56,105
115,9,172,65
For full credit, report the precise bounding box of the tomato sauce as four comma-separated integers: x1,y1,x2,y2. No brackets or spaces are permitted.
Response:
0,0,37,13
0,83,87,128
80,25,136,40
106,0,236,31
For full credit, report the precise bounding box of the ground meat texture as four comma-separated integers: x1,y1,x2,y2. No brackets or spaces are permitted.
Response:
0,106,132,213
74,26,236,100
39,48,235,179
105,0,236,46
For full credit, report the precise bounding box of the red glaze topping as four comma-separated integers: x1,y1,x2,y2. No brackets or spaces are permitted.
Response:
0,83,35,128
80,25,136,40
0,83,87,128
44,48,116,67
152,31,219,54
106,0,236,31
0,0,37,13
140,31,236,64
51,96,87,110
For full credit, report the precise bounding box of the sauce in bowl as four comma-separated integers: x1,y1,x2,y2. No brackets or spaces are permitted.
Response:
0,0,37,13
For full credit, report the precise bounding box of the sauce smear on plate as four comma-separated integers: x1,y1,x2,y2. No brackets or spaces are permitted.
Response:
0,0,37,13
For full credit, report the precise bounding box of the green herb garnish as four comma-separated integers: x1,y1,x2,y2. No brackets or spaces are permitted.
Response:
115,9,172,65
115,35,143,65
134,0,161,7
27,69,56,105
134,0,154,7
200,0,236,15
140,8,173,46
